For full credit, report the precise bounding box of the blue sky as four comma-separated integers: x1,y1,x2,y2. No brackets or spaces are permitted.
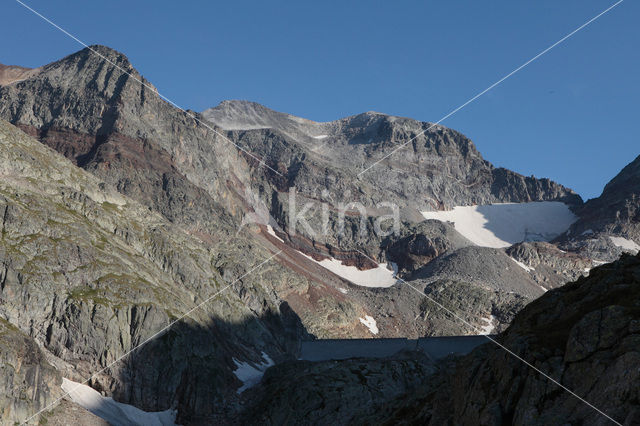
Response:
2,1,638,200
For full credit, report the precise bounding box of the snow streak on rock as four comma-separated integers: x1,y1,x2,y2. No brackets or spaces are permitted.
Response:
62,378,177,426
359,315,379,335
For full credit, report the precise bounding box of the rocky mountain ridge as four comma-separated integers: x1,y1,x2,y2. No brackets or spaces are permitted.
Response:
0,45,637,424
0,45,588,343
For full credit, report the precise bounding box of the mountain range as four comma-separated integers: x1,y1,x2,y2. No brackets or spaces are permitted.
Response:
0,46,638,424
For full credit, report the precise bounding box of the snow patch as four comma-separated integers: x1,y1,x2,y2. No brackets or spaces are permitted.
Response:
421,202,577,248
511,258,535,272
265,225,285,243
61,378,177,426
312,134,328,139
359,315,379,334
299,252,397,288
478,315,496,335
338,288,349,294
581,229,594,236
233,352,274,394
609,236,640,253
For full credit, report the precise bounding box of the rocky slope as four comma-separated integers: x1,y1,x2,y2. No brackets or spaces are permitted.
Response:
0,44,637,424
202,99,593,332
242,252,640,425
0,319,61,423
0,119,307,424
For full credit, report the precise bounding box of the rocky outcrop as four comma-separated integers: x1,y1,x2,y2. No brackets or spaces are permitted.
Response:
413,246,543,298
205,101,581,212
575,154,640,239
212,102,583,267
384,220,473,274
206,99,586,333
240,351,437,425
0,319,61,425
0,45,529,358
506,241,593,290
559,155,640,262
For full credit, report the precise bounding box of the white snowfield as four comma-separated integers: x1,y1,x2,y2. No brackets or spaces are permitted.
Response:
61,378,177,426
421,201,577,248
609,236,640,253
232,352,274,393
299,251,398,288
359,315,379,334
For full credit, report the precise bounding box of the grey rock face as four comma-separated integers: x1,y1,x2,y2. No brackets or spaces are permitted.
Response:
413,246,543,298
576,154,640,239
0,120,306,423
558,155,640,261
0,319,61,425
384,220,473,274
506,241,593,289
240,352,437,425
203,99,588,337
202,99,582,284
0,46,377,347
208,100,581,213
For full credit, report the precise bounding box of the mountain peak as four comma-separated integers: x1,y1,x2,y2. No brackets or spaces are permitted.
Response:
81,44,130,62
58,44,134,71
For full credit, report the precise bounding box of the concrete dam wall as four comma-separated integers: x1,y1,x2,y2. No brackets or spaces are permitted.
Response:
300,335,491,362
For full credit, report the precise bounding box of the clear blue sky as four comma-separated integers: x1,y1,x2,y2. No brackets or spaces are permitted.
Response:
2,1,638,200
